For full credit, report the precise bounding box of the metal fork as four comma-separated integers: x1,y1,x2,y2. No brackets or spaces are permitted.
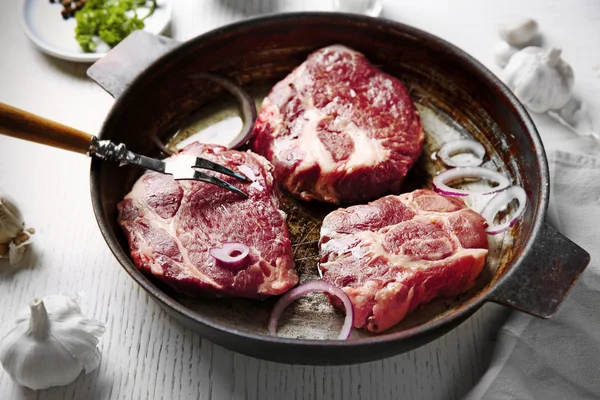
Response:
0,102,250,198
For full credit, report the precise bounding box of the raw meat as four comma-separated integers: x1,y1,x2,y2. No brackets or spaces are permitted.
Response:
251,45,424,204
117,142,299,299
319,189,488,332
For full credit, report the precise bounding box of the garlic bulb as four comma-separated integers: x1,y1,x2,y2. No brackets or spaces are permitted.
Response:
499,18,539,47
502,47,574,113
0,295,106,390
493,41,518,68
0,193,35,265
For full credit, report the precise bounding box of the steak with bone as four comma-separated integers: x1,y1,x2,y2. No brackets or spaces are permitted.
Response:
251,45,424,204
319,189,489,332
117,142,299,298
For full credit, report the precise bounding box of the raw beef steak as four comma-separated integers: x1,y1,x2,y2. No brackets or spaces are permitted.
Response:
319,189,488,332
250,45,424,204
117,142,299,299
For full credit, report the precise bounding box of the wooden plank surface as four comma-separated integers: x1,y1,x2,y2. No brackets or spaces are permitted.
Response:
1,0,597,399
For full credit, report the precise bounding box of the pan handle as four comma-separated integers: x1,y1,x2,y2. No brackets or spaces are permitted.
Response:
87,30,181,98
487,222,590,317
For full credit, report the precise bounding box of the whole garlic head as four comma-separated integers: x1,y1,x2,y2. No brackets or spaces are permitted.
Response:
0,295,106,390
502,47,574,113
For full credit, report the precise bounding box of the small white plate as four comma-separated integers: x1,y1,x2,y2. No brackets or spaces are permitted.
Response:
21,0,172,63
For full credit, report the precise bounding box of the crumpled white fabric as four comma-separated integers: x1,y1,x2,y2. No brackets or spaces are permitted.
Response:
464,150,600,400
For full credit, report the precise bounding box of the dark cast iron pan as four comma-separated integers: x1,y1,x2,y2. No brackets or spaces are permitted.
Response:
86,13,590,365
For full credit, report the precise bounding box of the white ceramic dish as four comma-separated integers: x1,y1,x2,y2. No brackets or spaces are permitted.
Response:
21,0,172,63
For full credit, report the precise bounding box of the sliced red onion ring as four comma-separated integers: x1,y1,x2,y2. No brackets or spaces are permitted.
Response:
480,186,527,235
191,72,257,149
268,281,354,340
432,167,510,197
438,139,486,167
209,242,250,269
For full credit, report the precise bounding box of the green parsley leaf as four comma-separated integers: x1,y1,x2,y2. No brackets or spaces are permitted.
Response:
74,0,157,53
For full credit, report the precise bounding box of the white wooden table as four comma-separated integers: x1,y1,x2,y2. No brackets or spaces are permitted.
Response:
1,1,598,399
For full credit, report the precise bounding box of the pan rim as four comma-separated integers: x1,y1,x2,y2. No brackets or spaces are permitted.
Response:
90,11,548,351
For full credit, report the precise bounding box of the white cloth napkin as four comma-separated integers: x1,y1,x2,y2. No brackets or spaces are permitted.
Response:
464,149,600,400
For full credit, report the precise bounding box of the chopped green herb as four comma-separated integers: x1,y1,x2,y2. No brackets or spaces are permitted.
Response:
74,0,157,52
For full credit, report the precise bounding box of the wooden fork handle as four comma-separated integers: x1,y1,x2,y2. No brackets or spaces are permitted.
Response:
0,102,94,154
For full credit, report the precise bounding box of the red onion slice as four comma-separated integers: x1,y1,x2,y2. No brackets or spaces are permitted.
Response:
268,281,354,340
438,139,486,167
191,72,257,149
480,186,527,235
432,167,510,197
209,242,250,269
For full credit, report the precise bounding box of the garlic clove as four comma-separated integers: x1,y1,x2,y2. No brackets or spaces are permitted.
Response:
502,46,574,113
0,295,106,391
552,97,599,140
499,18,539,47
7,229,34,265
0,193,34,265
493,41,518,69
0,194,24,244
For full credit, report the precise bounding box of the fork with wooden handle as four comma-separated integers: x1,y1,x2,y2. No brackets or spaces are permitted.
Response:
0,102,250,198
